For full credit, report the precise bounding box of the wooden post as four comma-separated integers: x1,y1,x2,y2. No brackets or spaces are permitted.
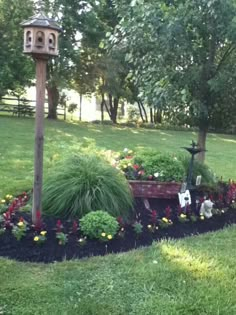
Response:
32,57,47,224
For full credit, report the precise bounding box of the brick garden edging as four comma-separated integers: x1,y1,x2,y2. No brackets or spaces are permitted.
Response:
128,181,181,199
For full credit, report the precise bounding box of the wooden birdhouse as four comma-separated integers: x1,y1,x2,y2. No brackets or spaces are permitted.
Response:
21,12,61,58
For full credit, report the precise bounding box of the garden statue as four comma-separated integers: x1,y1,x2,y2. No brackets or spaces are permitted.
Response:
200,199,214,218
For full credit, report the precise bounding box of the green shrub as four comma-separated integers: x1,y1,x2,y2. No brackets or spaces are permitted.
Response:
42,154,133,219
80,210,119,241
134,150,185,182
180,155,217,185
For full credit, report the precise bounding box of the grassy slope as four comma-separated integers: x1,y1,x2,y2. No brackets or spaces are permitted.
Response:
0,116,235,196
0,226,236,315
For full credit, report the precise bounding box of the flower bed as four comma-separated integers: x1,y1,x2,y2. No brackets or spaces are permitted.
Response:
0,183,236,263
128,180,181,199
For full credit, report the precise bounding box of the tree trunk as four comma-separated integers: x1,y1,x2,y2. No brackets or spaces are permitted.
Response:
108,94,119,124
156,109,162,123
46,84,59,119
150,108,154,123
101,93,105,122
79,94,82,121
140,101,148,122
111,97,119,124
137,101,145,122
197,128,207,162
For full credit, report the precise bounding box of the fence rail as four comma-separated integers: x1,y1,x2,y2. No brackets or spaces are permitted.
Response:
0,97,66,120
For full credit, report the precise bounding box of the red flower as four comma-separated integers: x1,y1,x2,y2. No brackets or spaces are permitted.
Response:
117,216,124,227
133,164,139,170
72,220,78,234
177,205,182,216
56,220,63,233
3,211,12,228
8,205,14,214
126,156,133,160
19,216,24,222
150,210,157,224
165,206,171,219
199,197,205,204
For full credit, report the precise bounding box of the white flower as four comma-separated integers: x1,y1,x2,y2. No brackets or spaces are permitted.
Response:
153,260,158,264
123,148,129,153
154,172,159,178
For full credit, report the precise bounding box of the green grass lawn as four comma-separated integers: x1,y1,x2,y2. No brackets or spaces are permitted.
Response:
0,226,236,315
0,116,235,196
0,116,236,314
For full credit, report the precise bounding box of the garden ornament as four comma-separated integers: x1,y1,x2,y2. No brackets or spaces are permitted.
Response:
200,199,214,218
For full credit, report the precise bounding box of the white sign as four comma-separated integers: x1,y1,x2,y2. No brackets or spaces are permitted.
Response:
196,175,202,186
178,190,191,208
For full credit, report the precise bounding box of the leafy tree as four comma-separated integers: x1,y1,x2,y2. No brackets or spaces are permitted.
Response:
40,0,89,119
0,0,34,97
113,0,236,161
74,0,137,123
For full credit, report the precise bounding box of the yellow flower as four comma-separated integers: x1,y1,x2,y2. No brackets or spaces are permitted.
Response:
40,231,47,236
101,232,106,237
147,225,152,229
17,222,24,227
128,163,132,167
162,217,168,223
180,214,186,218
200,215,205,220
6,194,13,199
1,199,6,204
34,236,39,242
128,150,133,154
107,234,112,240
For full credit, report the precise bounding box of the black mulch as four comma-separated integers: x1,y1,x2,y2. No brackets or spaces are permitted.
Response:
0,198,236,263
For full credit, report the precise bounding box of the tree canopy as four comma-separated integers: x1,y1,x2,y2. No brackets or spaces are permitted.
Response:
113,0,236,159
0,0,34,96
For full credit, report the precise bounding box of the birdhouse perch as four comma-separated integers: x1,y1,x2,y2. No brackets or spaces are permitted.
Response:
21,12,61,58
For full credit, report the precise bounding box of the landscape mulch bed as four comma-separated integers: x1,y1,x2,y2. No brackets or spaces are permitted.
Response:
0,198,236,263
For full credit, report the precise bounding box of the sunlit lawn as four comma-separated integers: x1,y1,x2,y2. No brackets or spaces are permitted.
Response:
0,116,236,314
0,226,236,314
0,116,236,196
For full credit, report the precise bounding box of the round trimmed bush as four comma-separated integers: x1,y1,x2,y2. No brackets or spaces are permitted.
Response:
80,210,119,240
42,154,133,218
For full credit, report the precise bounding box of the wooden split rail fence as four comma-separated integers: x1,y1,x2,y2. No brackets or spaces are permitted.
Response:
0,97,66,120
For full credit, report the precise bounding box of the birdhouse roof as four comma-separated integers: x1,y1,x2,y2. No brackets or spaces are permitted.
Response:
21,12,62,32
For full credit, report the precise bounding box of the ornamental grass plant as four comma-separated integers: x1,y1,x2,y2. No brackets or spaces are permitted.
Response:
42,154,133,219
